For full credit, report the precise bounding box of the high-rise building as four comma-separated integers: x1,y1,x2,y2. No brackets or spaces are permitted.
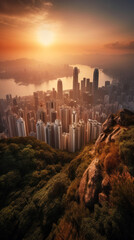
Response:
77,119,86,148
93,68,99,94
50,109,57,123
52,88,57,99
29,117,36,134
59,106,71,132
36,120,45,141
46,101,56,115
62,132,69,151
71,110,78,124
44,122,55,147
26,111,36,134
73,67,79,99
37,106,47,123
69,124,78,152
6,94,12,103
16,117,26,137
68,120,86,152
54,119,62,149
8,113,18,137
81,78,86,92
57,79,63,99
86,78,90,92
87,119,102,143
33,92,39,111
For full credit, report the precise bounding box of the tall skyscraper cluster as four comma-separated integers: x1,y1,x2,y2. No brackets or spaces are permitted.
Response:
1,66,102,152
73,67,99,100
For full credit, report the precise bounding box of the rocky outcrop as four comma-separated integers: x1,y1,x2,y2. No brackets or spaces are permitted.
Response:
102,109,134,133
102,113,116,133
79,158,101,207
79,109,134,208
96,109,134,145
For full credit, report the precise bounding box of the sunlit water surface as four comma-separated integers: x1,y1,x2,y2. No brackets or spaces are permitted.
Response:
0,64,112,98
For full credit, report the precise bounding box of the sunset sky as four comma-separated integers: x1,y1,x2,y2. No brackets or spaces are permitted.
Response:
0,0,134,60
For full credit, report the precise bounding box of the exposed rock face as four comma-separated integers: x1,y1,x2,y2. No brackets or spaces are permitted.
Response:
96,109,134,145
102,109,134,132
79,158,101,207
102,114,116,133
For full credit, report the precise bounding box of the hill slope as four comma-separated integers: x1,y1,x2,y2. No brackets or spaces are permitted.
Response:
0,109,134,240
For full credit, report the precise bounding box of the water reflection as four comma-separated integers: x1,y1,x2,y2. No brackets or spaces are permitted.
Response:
0,64,112,98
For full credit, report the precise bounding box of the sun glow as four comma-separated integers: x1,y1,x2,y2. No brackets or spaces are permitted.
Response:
37,29,55,46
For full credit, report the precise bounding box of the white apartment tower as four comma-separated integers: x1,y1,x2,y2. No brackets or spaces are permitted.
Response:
36,120,45,141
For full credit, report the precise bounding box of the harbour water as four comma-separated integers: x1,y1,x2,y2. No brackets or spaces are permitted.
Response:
0,64,112,98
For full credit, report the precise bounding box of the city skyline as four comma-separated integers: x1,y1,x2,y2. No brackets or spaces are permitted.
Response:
0,67,104,152
1,66,134,152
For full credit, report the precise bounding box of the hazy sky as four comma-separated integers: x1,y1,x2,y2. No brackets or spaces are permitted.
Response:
0,0,134,60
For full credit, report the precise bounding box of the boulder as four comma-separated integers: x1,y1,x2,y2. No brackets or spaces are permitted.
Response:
79,158,101,207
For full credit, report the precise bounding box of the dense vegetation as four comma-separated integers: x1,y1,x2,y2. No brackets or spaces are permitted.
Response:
0,127,134,240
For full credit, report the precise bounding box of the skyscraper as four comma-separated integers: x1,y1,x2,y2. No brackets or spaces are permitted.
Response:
33,92,39,111
37,106,47,123
50,109,57,123
16,117,26,137
71,110,78,124
68,120,86,152
93,68,99,94
54,119,62,149
59,106,71,132
73,67,79,99
87,119,102,143
36,120,45,141
8,113,18,137
69,124,78,152
57,79,63,99
44,122,55,147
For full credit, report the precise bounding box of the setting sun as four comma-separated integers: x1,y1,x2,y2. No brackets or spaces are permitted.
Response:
37,29,55,46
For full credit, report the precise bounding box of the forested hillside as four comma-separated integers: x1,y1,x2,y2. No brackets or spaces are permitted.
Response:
0,111,134,240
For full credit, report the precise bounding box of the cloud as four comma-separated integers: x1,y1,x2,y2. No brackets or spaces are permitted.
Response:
105,41,134,50
0,0,53,16
0,0,54,30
